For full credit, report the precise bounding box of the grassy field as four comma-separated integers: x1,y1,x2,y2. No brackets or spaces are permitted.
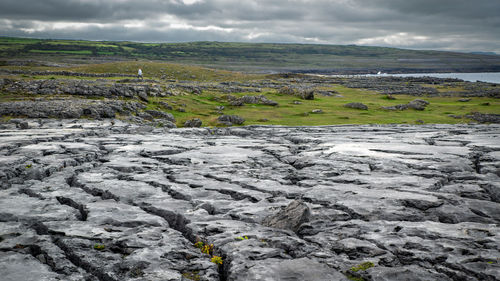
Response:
140,85,499,127
67,61,261,82
1,60,498,127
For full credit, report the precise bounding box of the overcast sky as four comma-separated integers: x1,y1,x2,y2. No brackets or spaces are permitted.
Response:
1,0,499,53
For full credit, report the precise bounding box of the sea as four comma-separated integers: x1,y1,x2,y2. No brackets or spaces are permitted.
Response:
365,72,500,84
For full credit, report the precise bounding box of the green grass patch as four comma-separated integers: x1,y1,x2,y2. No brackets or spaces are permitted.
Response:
351,262,375,272
149,85,500,127
63,61,261,82
28,49,93,55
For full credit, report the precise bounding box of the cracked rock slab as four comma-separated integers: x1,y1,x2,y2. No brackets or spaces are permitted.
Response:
0,120,499,281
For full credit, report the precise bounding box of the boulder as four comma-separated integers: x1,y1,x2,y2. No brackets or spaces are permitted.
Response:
156,120,177,128
229,95,278,106
18,121,30,129
465,112,500,123
158,102,173,110
279,86,314,100
145,110,176,122
298,88,315,100
184,118,203,128
382,104,409,111
262,200,311,233
344,102,368,110
382,99,430,111
137,92,149,102
217,115,245,126
315,90,338,96
137,112,154,121
408,99,430,110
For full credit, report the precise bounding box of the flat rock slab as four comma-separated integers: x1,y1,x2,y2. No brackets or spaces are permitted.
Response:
0,120,499,281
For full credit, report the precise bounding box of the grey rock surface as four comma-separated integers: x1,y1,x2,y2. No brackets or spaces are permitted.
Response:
344,102,368,110
184,118,203,128
0,98,145,119
278,86,315,100
466,112,500,124
262,200,311,233
407,99,430,110
228,95,278,106
0,120,499,281
217,115,245,126
382,99,430,111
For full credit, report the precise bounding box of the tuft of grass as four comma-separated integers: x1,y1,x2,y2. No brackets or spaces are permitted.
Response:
345,261,375,281
346,275,365,281
351,261,375,272
182,271,201,281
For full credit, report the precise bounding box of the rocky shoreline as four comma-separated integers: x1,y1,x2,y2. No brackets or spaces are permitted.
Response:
0,120,499,280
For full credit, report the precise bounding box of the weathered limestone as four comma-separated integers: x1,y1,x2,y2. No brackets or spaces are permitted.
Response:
0,120,499,281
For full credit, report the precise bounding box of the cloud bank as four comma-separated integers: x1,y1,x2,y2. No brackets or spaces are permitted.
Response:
1,0,499,53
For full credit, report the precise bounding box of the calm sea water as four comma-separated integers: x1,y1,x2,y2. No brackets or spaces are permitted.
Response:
366,72,500,83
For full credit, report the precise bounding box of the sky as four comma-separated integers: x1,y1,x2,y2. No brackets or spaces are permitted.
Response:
1,0,499,53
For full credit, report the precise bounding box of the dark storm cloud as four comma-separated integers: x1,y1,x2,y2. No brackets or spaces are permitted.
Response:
1,0,499,52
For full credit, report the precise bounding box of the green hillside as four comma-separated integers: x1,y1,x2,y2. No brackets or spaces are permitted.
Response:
1,37,500,73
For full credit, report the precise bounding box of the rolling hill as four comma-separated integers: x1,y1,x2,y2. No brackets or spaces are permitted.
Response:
1,37,500,73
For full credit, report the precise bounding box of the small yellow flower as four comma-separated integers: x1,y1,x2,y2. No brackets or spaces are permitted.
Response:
211,255,223,265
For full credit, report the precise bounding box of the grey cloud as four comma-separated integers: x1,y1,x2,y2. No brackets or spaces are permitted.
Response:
0,0,499,53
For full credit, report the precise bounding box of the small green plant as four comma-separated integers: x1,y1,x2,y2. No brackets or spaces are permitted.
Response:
194,241,222,266
194,241,213,255
236,236,249,241
346,261,375,281
211,255,223,265
182,271,201,281
129,268,144,278
351,261,374,272
346,276,365,281
93,243,105,251
25,164,32,169
201,243,214,255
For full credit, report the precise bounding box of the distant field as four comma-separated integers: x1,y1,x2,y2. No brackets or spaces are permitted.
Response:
29,49,93,55
2,37,500,73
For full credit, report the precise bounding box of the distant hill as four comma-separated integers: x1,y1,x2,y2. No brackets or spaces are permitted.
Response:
1,37,500,74
469,51,498,56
